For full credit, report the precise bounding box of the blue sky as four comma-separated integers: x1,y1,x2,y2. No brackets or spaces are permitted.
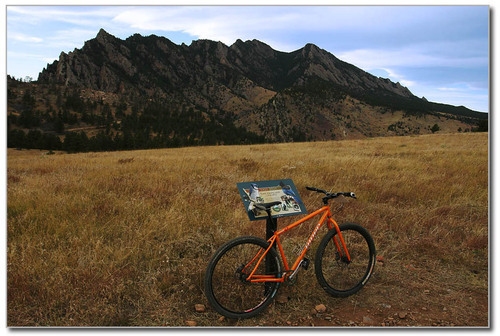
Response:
6,4,489,112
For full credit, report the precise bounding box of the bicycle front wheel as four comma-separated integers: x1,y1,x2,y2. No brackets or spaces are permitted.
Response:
204,236,281,319
315,223,376,297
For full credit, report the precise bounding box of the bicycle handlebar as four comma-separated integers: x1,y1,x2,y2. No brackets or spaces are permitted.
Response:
306,186,357,204
306,186,327,193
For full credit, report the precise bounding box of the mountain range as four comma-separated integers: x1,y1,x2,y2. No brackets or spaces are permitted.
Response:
8,29,487,151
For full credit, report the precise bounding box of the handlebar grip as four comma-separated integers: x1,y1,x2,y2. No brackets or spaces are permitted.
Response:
306,186,318,191
349,192,357,199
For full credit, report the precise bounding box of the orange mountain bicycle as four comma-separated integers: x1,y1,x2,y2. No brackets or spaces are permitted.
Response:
204,186,376,319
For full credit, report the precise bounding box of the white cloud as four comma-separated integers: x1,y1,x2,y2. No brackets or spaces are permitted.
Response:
46,28,99,50
337,46,487,70
437,82,486,92
379,68,401,80
112,7,244,43
8,32,43,43
43,57,59,64
111,6,330,45
400,80,416,88
438,87,468,92
362,67,417,89
7,6,121,26
381,69,416,88
424,89,488,111
7,50,45,59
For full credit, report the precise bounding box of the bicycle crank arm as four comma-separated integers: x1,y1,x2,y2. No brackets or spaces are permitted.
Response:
287,258,309,281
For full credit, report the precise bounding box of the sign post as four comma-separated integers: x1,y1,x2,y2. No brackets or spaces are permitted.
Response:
264,212,278,294
237,179,306,292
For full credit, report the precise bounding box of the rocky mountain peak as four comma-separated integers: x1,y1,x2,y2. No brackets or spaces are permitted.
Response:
38,30,418,99
11,29,484,151
302,43,321,56
95,28,117,45
229,39,276,59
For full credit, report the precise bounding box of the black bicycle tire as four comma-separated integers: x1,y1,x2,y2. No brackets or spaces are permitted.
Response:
204,236,281,319
315,223,376,297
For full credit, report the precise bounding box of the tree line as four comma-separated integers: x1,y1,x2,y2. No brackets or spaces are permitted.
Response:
7,80,266,153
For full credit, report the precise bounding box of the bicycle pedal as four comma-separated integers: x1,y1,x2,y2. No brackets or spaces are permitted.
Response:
301,258,310,270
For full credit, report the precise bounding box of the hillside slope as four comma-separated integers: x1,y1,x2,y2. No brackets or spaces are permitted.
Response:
7,29,487,151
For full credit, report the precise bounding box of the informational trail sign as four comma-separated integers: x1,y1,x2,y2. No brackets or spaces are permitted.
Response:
237,179,307,221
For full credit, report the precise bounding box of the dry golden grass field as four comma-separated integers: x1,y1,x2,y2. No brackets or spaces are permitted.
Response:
7,132,488,327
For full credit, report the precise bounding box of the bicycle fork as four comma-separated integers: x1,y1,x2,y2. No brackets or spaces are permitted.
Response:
327,217,351,263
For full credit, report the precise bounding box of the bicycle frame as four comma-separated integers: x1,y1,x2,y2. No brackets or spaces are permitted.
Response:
244,205,351,283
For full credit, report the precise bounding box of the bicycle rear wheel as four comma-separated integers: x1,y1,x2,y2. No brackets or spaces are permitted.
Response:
204,236,281,319
315,223,376,297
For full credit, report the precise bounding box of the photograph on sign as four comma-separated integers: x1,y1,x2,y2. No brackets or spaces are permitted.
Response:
237,179,307,221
